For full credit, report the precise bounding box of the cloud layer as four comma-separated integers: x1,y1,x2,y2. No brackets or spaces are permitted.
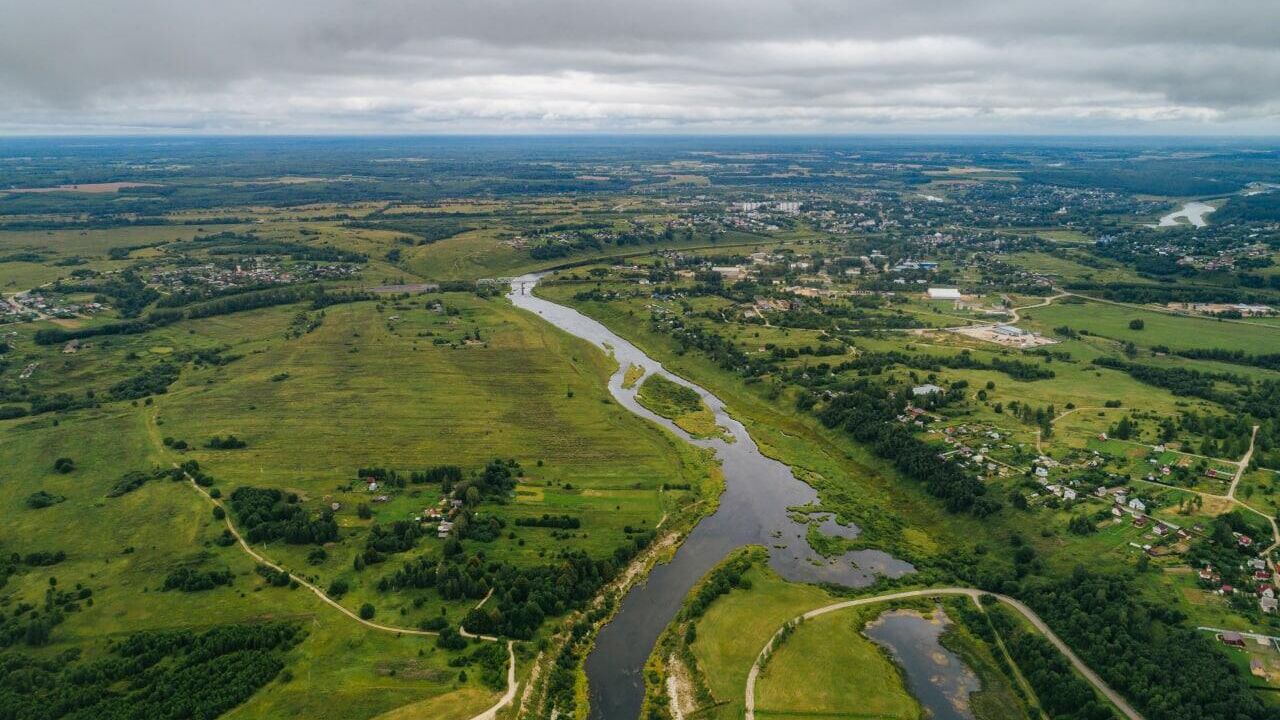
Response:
2,0,1279,134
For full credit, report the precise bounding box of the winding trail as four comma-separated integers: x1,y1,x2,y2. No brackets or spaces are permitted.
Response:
172,463,520,720
744,588,1143,720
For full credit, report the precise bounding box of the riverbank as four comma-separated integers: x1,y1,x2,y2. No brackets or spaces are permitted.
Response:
509,274,918,719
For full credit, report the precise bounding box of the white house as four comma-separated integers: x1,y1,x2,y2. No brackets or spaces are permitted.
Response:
927,287,962,300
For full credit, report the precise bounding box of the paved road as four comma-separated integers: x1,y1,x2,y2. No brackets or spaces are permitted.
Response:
744,587,1144,720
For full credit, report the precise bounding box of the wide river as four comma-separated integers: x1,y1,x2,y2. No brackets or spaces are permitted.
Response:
509,273,914,719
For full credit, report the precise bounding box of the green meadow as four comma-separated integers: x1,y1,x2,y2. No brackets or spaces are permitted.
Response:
1024,297,1280,354
635,373,729,440
1,287,715,718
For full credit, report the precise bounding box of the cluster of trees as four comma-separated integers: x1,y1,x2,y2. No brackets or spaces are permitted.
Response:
346,216,473,245
514,514,581,529
457,513,506,542
358,521,425,566
356,464,466,487
17,551,65,568
0,621,302,719
683,552,753,620
156,280,282,308
107,363,181,401
205,435,247,449
831,349,1054,382
1023,568,1279,720
106,469,165,498
228,487,338,545
1092,356,1239,404
1172,347,1280,372
187,285,369,320
254,565,293,588
814,380,998,516
24,491,64,509
662,318,767,377
980,600,1117,720
381,530,656,640
162,567,234,592
174,231,368,262
0,582,93,649
52,270,158,317
1064,280,1275,306
447,641,509,690
463,459,522,499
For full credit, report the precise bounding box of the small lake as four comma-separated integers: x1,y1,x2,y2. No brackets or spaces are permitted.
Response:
1153,201,1215,228
508,274,914,719
865,608,981,720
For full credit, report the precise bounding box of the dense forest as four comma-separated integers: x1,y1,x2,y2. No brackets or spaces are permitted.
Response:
0,622,301,720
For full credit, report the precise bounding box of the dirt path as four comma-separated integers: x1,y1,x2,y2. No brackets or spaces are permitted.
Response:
1005,292,1068,324
467,641,518,720
1227,425,1260,501
172,463,520,720
744,587,1144,720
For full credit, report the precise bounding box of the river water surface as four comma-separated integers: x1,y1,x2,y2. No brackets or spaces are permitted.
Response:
509,274,914,719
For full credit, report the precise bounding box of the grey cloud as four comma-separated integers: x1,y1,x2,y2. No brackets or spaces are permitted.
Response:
0,0,1277,133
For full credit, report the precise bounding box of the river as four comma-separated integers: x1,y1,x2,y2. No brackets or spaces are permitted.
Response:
1153,201,1215,228
508,273,914,719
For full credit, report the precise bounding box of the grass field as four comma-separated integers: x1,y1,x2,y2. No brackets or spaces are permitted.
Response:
1024,297,1280,354
754,609,919,718
0,287,715,717
686,561,840,720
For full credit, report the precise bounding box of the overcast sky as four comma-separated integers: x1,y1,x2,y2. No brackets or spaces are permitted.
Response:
2,0,1278,135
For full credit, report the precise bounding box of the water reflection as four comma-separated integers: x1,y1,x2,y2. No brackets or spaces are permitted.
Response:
865,608,982,720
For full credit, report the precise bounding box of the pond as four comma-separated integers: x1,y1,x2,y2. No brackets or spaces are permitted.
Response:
864,608,982,720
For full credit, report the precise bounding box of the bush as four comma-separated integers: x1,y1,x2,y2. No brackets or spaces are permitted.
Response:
359,603,376,620
53,457,75,474
25,491,65,509
327,579,349,598
163,567,234,592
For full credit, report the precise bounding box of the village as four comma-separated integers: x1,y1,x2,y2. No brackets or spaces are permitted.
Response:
148,258,360,298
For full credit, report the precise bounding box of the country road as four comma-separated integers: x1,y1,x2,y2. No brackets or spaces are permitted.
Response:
1227,425,1260,501
744,587,1144,720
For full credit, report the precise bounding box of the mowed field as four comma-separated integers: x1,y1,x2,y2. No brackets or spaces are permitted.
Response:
0,290,712,719
1023,297,1280,354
